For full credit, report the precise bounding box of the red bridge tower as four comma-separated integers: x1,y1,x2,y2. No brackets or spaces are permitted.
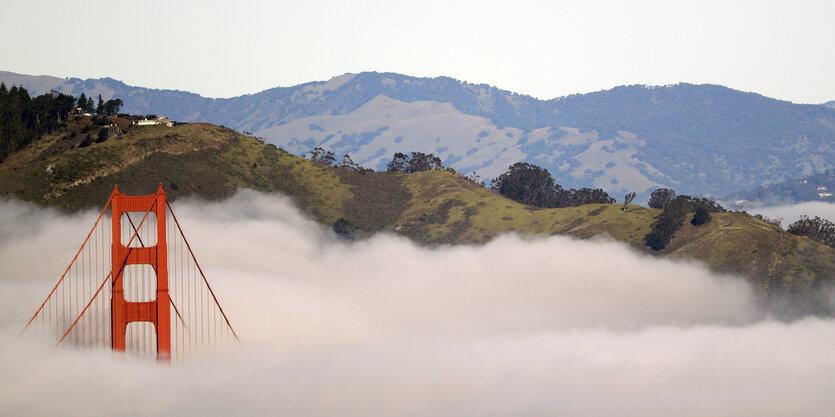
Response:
110,185,171,361
19,184,239,362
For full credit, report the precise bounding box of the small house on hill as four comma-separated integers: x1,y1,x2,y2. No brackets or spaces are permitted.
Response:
134,116,174,127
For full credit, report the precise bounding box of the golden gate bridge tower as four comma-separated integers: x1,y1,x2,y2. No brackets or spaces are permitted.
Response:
19,185,239,362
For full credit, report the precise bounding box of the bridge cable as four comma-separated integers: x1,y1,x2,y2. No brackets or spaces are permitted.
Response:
18,194,114,339
166,200,241,344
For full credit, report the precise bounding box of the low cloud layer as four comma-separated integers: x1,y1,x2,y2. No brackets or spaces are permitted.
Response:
1,191,833,416
750,201,835,226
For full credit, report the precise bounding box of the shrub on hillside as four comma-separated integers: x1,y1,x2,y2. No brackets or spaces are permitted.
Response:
95,128,109,143
333,218,355,240
78,133,93,148
691,206,711,225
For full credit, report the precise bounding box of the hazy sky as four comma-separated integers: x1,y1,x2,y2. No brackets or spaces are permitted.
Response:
3,0,834,102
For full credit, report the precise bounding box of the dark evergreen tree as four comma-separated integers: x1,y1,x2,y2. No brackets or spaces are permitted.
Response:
0,86,75,161
77,93,88,110
691,206,711,225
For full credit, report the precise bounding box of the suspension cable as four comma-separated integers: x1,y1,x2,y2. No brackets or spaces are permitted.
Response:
18,194,114,338
166,200,240,344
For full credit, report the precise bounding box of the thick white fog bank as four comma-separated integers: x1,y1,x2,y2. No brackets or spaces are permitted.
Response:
749,201,835,226
1,191,834,416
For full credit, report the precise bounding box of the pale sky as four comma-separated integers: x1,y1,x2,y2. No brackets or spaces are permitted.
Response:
3,0,834,103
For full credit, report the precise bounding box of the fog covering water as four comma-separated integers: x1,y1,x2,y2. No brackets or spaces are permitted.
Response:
749,201,835,227
1,191,833,416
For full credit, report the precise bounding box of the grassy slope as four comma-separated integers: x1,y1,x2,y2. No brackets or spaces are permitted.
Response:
395,170,657,245
393,171,835,293
0,122,353,223
1,121,832,295
665,213,835,293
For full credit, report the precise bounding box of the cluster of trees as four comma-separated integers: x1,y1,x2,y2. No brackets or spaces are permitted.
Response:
787,215,834,248
648,188,675,209
753,214,782,227
648,188,725,213
644,189,726,250
308,149,448,174
386,152,444,173
241,130,266,143
0,84,127,162
75,92,95,113
490,162,615,208
0,84,76,162
97,95,122,116
306,147,364,172
74,93,122,116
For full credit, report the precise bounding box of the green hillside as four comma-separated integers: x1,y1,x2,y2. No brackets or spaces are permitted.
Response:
1,119,833,299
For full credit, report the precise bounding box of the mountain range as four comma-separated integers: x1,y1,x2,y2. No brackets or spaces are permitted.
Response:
2,70,834,201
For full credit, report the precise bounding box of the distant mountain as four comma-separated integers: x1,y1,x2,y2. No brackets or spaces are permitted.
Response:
824,100,835,109
3,70,834,199
725,168,835,207
0,71,211,121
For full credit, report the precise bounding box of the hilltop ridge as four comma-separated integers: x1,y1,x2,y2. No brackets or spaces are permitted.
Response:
0,117,832,303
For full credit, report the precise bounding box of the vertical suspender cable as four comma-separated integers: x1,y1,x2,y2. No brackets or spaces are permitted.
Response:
166,200,240,344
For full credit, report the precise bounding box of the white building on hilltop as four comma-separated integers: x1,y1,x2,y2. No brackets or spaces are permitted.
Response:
134,116,174,127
